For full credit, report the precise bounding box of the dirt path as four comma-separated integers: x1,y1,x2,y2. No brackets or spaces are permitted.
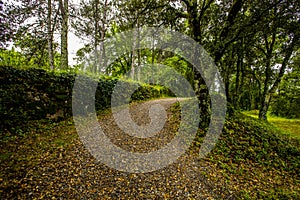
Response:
2,98,235,199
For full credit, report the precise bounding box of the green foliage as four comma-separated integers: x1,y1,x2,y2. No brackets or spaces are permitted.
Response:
0,66,171,133
0,48,27,68
0,66,75,132
0,47,60,70
270,67,300,119
206,113,300,199
14,33,49,68
162,55,194,86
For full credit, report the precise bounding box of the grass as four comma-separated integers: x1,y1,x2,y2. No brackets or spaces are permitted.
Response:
268,117,300,138
243,110,300,138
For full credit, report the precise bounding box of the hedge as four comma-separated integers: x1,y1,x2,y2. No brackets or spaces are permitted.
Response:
0,66,173,132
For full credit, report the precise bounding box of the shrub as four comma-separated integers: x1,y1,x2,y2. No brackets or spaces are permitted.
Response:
0,66,171,133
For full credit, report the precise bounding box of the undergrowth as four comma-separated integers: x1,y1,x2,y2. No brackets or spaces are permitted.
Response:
206,113,300,199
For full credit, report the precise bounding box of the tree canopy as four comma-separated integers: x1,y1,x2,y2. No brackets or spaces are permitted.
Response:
1,0,299,120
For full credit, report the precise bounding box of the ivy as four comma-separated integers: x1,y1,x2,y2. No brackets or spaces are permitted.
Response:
0,66,171,133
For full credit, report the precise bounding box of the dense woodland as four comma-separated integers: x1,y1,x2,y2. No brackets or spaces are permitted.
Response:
1,0,299,121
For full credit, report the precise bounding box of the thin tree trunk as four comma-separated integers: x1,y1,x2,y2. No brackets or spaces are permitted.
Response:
47,0,54,70
151,45,154,84
238,57,245,109
100,0,108,75
259,93,271,120
235,37,245,109
259,32,276,120
259,32,299,120
59,0,68,69
224,71,230,104
131,27,136,80
93,0,99,74
137,18,141,81
234,54,241,109
259,58,271,120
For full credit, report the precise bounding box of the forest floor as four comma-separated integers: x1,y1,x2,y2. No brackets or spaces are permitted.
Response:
1,98,299,199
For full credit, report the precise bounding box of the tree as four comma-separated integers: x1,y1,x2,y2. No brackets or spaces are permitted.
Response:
250,0,300,120
59,0,69,69
47,0,56,70
0,0,12,48
2,0,61,70
72,0,115,74
270,61,300,118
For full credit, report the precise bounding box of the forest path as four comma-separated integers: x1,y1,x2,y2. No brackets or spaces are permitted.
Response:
2,98,235,199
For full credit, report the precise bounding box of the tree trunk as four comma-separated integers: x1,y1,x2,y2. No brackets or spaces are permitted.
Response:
59,0,68,69
93,0,99,74
259,32,299,120
234,53,241,109
259,59,271,121
238,54,245,109
47,0,54,70
259,93,271,120
99,0,108,75
131,26,136,80
187,2,210,126
259,32,275,121
137,18,141,81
